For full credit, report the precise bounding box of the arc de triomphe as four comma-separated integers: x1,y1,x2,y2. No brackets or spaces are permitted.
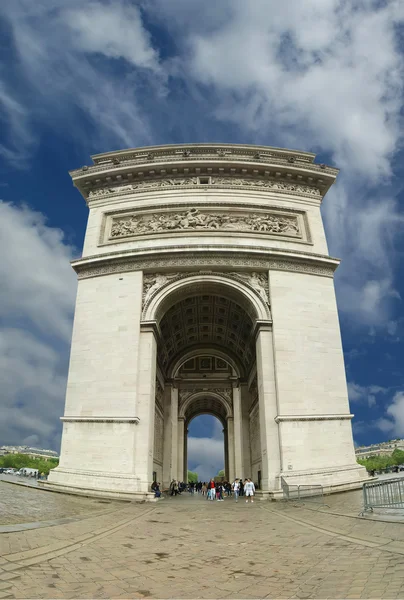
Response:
46,144,367,501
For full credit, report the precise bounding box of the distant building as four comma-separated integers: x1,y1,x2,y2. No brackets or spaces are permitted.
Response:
0,445,59,461
355,439,404,460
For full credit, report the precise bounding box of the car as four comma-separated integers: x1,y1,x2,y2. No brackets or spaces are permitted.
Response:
4,468,17,474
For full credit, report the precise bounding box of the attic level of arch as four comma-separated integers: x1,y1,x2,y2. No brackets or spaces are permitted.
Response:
71,144,338,180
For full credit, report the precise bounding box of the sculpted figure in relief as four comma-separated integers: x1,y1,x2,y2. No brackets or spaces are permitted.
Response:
89,176,320,199
110,209,300,239
142,273,178,307
231,272,270,305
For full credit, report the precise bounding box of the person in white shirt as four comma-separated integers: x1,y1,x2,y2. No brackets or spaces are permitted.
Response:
231,478,240,502
244,478,255,503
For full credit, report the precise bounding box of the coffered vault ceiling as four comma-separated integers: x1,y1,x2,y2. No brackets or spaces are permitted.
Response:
185,396,228,426
158,294,255,376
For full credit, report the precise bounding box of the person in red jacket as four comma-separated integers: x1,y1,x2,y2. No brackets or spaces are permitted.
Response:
208,478,215,501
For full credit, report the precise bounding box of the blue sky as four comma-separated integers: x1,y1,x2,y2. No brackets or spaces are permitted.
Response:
1,1,404,479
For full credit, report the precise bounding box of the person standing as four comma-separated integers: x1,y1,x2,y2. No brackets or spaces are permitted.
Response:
239,479,244,497
244,478,255,503
232,478,240,502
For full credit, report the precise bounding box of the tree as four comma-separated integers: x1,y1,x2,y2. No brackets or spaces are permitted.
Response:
217,469,225,477
0,454,59,476
187,470,198,483
392,449,404,465
357,454,395,473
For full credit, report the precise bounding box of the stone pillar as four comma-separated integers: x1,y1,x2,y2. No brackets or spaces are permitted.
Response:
184,428,188,482
255,324,281,492
163,384,178,489
223,426,229,480
177,417,185,482
241,383,251,479
134,324,157,494
232,382,244,480
227,417,235,483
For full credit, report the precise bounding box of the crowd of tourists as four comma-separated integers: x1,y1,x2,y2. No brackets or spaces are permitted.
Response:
152,477,256,502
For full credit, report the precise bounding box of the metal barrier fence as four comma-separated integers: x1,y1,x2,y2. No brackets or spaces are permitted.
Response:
281,477,328,507
363,477,404,513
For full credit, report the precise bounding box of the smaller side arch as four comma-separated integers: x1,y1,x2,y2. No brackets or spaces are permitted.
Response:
170,347,241,379
179,391,233,424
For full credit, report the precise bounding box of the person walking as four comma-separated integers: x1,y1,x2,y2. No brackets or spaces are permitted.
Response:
244,478,255,503
232,478,240,502
208,478,215,501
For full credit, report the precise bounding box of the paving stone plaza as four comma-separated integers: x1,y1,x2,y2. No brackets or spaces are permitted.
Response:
2,478,404,599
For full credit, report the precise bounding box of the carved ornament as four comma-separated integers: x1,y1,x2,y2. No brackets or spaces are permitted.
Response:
110,208,300,239
87,176,320,200
76,255,336,281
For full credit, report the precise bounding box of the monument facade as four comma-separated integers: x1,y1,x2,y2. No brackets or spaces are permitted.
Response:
45,144,367,500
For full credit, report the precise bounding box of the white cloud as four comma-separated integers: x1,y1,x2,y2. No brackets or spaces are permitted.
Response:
0,1,164,158
0,0,403,341
152,0,404,326
187,437,224,482
0,202,77,450
64,2,162,73
348,382,388,408
0,202,77,341
177,0,404,176
0,83,34,164
376,391,404,437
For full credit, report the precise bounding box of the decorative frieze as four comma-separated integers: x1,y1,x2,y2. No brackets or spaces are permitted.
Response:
87,176,321,200
109,208,301,239
75,254,337,281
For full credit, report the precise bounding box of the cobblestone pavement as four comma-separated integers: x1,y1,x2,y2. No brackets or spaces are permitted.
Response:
0,480,119,526
2,491,404,599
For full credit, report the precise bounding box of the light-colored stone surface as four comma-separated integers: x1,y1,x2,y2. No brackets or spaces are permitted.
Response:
48,143,366,501
0,479,116,526
2,492,404,599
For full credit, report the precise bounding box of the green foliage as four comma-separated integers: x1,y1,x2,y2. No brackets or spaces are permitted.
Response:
392,448,404,465
217,469,225,477
187,470,198,483
0,454,59,476
357,448,404,473
357,455,394,472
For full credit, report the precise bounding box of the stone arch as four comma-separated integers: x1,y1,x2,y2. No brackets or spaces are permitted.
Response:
170,348,240,379
179,391,233,424
143,273,271,323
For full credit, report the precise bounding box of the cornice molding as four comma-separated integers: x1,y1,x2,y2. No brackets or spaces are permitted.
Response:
69,144,338,201
72,249,338,281
61,416,140,424
275,414,354,423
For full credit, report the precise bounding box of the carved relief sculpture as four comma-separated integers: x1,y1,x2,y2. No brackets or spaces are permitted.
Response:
231,272,270,305
88,176,320,199
143,273,179,309
110,208,301,239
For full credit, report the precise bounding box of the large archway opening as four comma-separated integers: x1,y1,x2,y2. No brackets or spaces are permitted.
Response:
148,276,268,491
187,415,224,483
